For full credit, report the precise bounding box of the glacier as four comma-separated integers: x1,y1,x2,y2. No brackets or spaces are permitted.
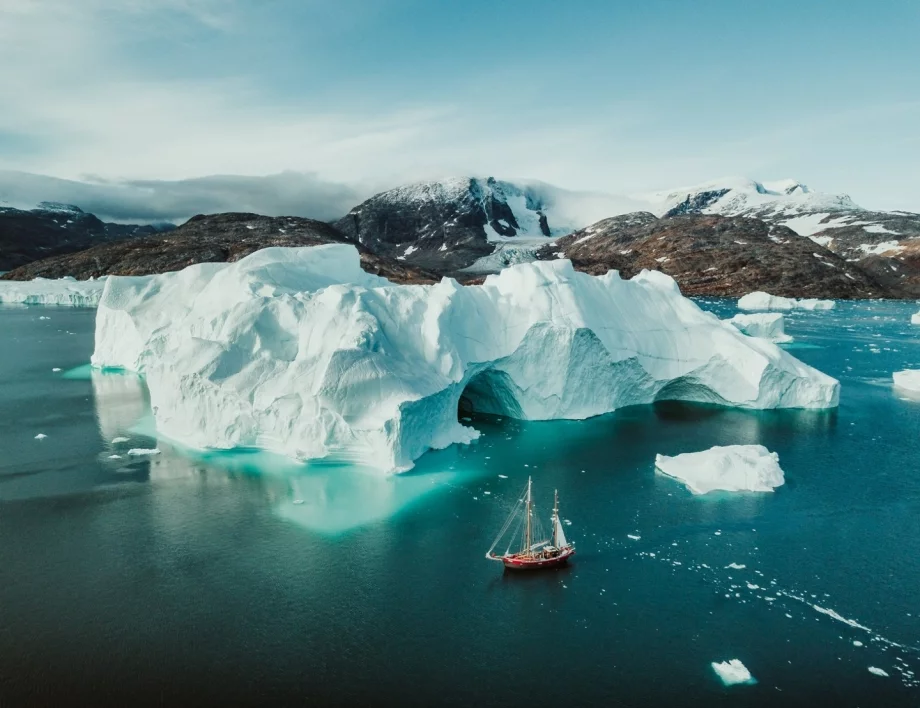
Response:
655,445,786,495
738,291,835,312
0,276,105,306
91,244,839,473
727,313,792,344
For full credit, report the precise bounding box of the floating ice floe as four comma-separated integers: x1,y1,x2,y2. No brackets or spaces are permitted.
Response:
893,370,920,394
34,433,47,440
711,659,756,686
727,313,793,343
738,291,835,312
0,276,105,307
911,311,920,326
868,667,889,678
111,436,130,444
127,448,161,456
92,245,839,473
655,444,785,494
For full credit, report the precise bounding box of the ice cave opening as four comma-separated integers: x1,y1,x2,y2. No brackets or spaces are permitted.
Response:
457,368,525,420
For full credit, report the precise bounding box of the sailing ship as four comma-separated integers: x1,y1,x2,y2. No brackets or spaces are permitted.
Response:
486,477,575,570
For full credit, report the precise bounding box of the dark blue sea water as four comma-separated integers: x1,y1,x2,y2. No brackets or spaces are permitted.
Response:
2,301,919,707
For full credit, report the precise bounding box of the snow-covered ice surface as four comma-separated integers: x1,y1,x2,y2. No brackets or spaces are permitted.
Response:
727,313,793,343
892,370,920,394
655,444,785,495
711,659,756,686
91,244,839,473
0,276,105,307
738,291,835,312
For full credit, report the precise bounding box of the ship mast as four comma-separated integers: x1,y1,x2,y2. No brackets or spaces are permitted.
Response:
523,477,532,555
552,489,559,547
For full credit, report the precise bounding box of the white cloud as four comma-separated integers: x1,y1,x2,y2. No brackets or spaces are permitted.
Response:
0,170,363,223
0,0,917,215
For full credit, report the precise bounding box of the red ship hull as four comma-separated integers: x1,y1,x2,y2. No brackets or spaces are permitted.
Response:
498,547,575,571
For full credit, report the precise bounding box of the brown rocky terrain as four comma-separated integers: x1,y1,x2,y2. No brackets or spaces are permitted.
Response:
1,213,438,285
536,213,890,298
0,202,173,271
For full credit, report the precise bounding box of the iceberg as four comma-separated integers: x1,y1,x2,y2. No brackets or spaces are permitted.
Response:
911,311,920,325
711,659,756,686
727,313,793,344
893,370,920,394
0,276,105,307
738,291,835,312
655,444,785,494
92,245,839,473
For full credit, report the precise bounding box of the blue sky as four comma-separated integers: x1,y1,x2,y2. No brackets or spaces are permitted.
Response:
1,0,918,214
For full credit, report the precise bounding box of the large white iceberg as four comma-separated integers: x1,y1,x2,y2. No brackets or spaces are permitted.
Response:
893,370,920,394
727,313,793,344
91,245,839,473
738,291,835,312
0,276,105,307
911,311,920,326
655,444,786,494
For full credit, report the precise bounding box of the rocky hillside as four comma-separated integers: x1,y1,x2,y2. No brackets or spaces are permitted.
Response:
334,177,642,274
536,213,889,299
1,213,438,284
651,177,920,296
0,202,173,271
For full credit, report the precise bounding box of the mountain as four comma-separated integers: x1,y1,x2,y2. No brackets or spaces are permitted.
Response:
0,213,437,285
535,212,887,299
0,202,174,271
647,177,920,296
334,177,645,274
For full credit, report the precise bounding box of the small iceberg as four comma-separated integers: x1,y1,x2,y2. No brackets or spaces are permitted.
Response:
711,659,757,686
868,667,889,678
912,311,920,325
655,445,785,495
34,433,47,440
727,313,793,343
893,370,920,394
127,448,161,456
738,291,835,312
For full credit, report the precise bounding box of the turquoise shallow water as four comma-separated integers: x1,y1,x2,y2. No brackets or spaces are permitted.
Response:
1,301,920,707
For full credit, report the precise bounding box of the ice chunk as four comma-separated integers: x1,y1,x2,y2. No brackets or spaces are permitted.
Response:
34,433,47,440
111,436,130,444
727,313,793,344
655,444,785,494
92,245,840,474
726,562,746,569
52,367,61,372
738,291,835,312
911,311,920,326
127,448,161,456
108,454,122,459
0,277,105,307
893,370,920,394
711,659,756,686
868,667,889,677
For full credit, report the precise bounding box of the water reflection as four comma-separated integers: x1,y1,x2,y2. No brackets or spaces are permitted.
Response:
88,367,490,534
